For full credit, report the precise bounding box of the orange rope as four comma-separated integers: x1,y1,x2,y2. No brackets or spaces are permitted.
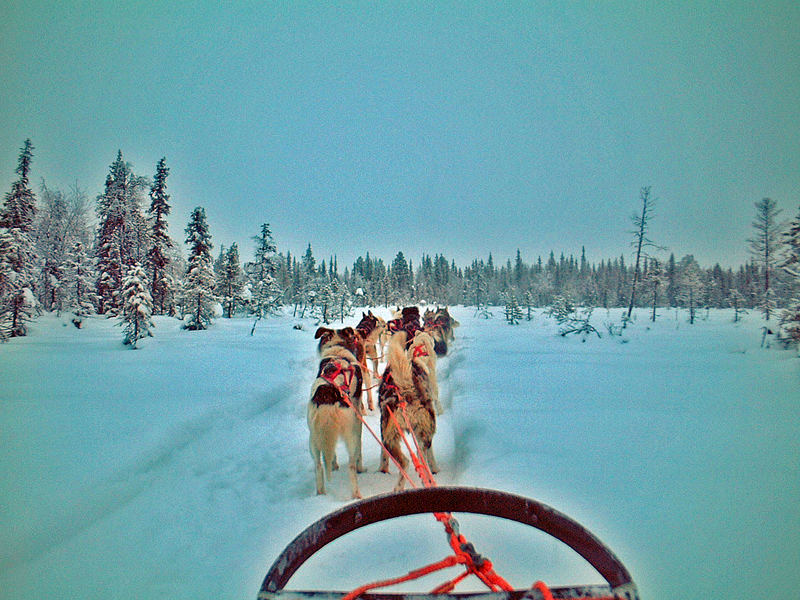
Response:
340,556,460,600
335,372,514,597
321,356,617,600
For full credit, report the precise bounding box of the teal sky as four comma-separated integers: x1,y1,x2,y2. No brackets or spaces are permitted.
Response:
2,2,799,268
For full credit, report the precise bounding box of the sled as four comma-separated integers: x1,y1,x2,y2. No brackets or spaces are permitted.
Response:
258,487,639,600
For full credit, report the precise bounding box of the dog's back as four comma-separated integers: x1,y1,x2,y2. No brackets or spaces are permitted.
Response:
378,330,439,487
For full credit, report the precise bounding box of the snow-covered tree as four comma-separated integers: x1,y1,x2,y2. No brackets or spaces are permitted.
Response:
145,157,174,315
775,202,800,347
330,278,352,323
62,241,97,317
546,293,599,338
248,272,283,335
119,263,154,348
315,280,335,324
645,258,664,322
729,290,748,323
246,223,284,333
748,197,784,320
546,293,575,323
504,292,523,325
34,182,69,312
678,255,704,324
0,140,36,232
95,151,148,315
301,243,316,276
218,242,245,318
181,207,216,330
0,139,38,339
523,289,534,321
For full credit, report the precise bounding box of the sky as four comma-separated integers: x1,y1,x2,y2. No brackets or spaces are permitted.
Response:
1,2,799,270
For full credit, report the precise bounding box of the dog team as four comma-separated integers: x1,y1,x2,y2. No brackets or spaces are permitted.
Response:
306,306,458,498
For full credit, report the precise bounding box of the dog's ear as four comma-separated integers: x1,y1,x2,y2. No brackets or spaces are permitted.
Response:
315,327,333,340
340,327,356,339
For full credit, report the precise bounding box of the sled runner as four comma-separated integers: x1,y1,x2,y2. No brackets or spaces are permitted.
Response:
258,487,639,600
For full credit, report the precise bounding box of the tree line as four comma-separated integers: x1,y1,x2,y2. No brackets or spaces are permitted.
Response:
1,140,799,348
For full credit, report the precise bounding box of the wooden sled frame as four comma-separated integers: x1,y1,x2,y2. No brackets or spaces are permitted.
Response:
258,487,639,600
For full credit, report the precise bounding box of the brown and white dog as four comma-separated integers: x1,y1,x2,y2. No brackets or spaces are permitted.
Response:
378,329,439,491
423,307,459,356
356,310,387,377
307,326,365,499
354,311,387,411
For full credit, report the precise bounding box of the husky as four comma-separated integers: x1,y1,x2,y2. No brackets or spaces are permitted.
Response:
307,326,365,499
378,330,439,490
423,307,459,356
355,311,388,411
355,310,388,377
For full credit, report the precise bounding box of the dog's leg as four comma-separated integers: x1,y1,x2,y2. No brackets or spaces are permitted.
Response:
363,370,374,412
368,344,381,378
431,374,442,415
353,416,366,473
344,430,363,499
384,437,409,491
310,438,325,495
378,414,394,473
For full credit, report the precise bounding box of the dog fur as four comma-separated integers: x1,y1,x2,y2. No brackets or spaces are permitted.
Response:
423,307,459,356
355,311,388,411
307,326,365,499
378,330,439,490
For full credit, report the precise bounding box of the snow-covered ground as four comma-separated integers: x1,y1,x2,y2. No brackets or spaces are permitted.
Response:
1,307,798,600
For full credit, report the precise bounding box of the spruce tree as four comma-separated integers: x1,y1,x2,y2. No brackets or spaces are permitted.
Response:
678,255,704,324
63,241,97,317
34,182,70,312
95,151,148,315
0,139,38,338
504,292,523,325
218,243,244,318
119,263,154,348
248,224,283,334
645,258,664,322
146,157,173,315
748,197,783,320
181,207,216,330
778,202,800,346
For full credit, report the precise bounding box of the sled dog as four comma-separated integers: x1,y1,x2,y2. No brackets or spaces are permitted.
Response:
378,330,439,490
423,307,459,356
355,311,388,411
307,326,365,498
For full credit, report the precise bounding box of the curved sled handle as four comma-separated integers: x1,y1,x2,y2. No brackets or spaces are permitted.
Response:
259,486,634,593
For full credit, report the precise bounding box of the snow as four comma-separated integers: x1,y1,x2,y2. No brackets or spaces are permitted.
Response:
1,307,798,600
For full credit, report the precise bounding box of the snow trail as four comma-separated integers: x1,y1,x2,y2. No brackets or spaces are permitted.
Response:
1,308,798,600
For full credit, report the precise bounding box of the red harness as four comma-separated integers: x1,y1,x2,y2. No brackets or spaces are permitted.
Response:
412,343,429,358
319,360,356,399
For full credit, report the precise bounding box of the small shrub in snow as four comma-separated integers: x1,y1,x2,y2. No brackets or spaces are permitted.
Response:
546,295,601,339
504,292,523,325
